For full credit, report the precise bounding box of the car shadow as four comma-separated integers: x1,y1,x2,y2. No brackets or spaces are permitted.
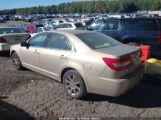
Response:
0,51,10,57
0,96,35,120
84,75,161,108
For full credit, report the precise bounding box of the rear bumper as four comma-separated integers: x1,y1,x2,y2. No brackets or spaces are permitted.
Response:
86,65,144,97
0,44,10,51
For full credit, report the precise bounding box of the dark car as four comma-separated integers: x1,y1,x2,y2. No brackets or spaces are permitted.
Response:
0,17,5,23
87,18,161,58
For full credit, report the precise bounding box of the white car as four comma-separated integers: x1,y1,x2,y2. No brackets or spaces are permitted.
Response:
56,23,76,30
0,27,30,51
36,27,54,33
51,20,59,26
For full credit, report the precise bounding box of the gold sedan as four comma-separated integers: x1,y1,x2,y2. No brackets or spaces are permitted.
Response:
10,30,144,99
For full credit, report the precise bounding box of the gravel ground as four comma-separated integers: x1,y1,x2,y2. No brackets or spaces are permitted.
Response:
0,21,161,120
0,52,161,120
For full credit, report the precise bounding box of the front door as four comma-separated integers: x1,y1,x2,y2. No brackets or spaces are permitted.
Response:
40,33,73,80
20,33,48,72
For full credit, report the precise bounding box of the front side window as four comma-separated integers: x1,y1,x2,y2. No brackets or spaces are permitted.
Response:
61,24,69,28
45,33,72,51
89,21,102,30
29,34,48,47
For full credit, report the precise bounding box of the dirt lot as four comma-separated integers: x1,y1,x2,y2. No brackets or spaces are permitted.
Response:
0,21,161,120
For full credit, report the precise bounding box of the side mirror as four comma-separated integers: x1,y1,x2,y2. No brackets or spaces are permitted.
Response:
21,41,28,47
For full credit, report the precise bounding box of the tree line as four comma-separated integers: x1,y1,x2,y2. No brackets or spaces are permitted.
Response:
0,0,161,15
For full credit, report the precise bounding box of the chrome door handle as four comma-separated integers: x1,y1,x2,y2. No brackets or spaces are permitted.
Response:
60,55,67,59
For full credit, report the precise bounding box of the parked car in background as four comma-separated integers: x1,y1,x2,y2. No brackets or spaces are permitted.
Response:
10,30,144,99
35,27,55,33
0,27,30,51
56,23,76,30
51,20,59,27
87,18,161,57
0,17,5,23
17,23,28,31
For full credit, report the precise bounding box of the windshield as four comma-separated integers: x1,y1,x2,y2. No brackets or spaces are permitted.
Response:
76,32,120,49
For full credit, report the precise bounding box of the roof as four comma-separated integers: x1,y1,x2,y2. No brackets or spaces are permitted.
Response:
0,27,20,29
103,17,161,21
56,30,93,35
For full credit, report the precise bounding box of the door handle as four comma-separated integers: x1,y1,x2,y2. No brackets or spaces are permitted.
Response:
34,49,39,54
60,55,67,59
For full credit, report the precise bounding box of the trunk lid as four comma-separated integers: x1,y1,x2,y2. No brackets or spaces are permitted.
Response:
0,33,30,45
96,44,142,77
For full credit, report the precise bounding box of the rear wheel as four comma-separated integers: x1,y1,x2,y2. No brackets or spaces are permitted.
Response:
11,52,23,70
63,70,87,99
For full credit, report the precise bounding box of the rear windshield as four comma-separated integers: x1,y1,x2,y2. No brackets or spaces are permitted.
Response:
123,20,157,31
76,32,120,49
0,28,26,34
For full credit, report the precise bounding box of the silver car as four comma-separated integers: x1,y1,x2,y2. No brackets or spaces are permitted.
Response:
10,30,144,99
0,27,30,51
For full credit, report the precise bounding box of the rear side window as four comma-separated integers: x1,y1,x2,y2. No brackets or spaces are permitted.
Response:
43,27,53,31
123,20,157,31
138,20,157,31
103,21,119,31
76,32,120,49
123,21,138,31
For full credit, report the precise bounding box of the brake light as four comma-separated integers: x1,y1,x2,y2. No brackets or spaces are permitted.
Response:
157,32,161,43
103,56,133,71
0,37,7,43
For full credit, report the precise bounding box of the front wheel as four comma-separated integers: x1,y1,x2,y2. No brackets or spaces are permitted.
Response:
63,70,87,99
11,52,23,70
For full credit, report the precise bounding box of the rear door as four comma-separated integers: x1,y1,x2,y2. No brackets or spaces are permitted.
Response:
39,33,73,80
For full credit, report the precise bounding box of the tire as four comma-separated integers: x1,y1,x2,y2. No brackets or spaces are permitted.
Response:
11,52,23,70
63,70,87,99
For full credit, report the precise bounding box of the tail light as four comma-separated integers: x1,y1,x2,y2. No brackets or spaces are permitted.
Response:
103,56,133,71
157,32,161,43
0,37,7,43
